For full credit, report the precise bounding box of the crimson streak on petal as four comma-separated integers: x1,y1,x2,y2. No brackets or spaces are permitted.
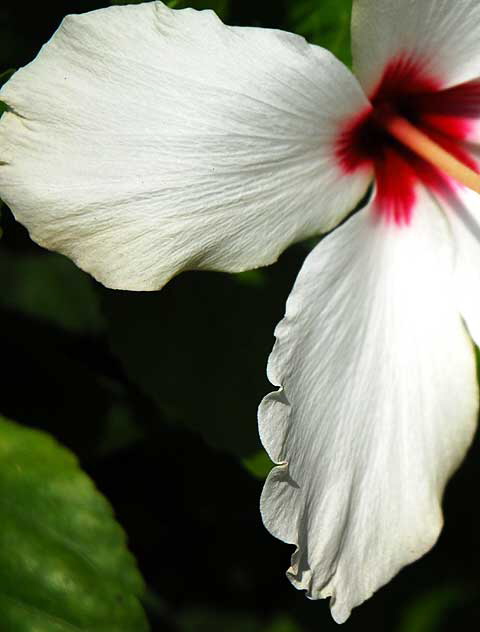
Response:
336,55,480,225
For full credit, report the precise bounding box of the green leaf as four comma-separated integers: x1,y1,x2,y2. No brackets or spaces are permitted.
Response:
286,0,352,66
0,251,104,334
241,449,273,480
233,270,268,288
0,416,149,631
396,585,471,632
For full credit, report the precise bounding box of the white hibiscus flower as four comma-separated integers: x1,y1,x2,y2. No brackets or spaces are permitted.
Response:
1,0,480,622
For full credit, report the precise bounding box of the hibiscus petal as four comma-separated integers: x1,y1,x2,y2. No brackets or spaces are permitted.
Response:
352,0,480,96
0,2,370,290
441,185,480,345
259,190,478,623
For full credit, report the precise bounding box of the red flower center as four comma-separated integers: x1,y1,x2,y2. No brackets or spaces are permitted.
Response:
336,56,480,224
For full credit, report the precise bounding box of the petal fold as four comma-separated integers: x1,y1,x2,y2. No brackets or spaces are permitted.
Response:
352,0,480,96
259,191,478,622
0,1,369,290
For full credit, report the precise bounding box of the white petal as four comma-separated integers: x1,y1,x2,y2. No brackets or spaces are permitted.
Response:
352,0,480,96
442,185,480,346
259,190,477,623
0,2,370,290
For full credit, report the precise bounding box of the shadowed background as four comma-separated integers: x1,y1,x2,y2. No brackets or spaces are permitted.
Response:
0,0,478,630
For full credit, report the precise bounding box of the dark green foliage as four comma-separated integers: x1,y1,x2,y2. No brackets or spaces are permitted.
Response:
0,416,148,630
286,0,352,65
101,271,275,460
112,0,230,19
0,251,104,334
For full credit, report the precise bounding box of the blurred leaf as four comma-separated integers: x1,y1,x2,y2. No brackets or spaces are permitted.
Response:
396,585,469,632
286,0,352,66
0,251,104,334
0,67,11,116
111,0,230,19
0,68,15,88
233,269,267,288
0,308,112,456
171,0,229,18
95,397,145,458
101,272,273,460
177,610,302,632
0,415,148,630
101,245,305,466
177,609,259,632
265,616,302,632
242,449,272,480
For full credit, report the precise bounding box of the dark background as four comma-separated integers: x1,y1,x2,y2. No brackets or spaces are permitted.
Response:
0,1,479,630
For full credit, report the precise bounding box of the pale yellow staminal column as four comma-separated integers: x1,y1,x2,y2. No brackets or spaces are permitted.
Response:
378,114,480,195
